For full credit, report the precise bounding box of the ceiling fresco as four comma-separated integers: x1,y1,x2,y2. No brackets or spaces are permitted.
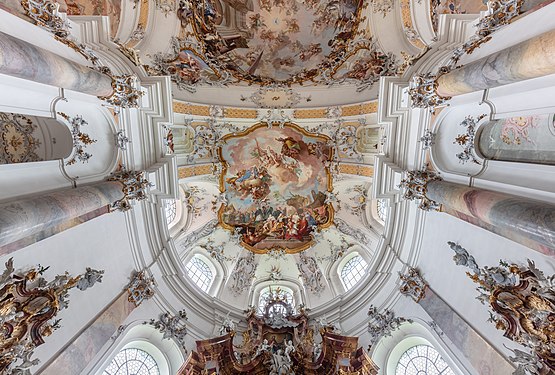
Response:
145,0,400,90
218,123,334,253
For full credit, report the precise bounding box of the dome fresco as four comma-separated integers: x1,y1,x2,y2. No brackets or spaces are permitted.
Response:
144,0,401,90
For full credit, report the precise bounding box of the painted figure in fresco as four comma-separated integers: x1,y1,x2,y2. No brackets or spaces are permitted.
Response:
276,137,302,158
170,51,203,84
227,166,271,200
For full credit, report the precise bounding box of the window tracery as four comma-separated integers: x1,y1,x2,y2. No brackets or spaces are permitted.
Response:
103,348,160,375
185,256,213,292
257,287,295,316
164,199,177,224
395,345,455,375
341,255,369,290
377,199,388,222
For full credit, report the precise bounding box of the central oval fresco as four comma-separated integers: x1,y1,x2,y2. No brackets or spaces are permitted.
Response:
218,123,334,253
190,0,365,84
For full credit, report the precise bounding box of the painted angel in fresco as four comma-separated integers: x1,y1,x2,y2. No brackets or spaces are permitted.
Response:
226,166,272,200
169,51,203,84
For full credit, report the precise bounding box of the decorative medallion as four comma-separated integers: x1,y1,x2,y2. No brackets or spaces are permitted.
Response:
0,113,42,164
217,123,334,253
248,85,303,109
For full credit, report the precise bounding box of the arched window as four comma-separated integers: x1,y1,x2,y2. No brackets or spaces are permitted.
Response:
164,199,177,224
103,348,160,375
395,345,455,375
341,255,369,290
257,287,295,316
185,256,213,292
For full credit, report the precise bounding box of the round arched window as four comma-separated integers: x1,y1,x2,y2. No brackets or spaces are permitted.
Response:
103,348,160,375
395,345,455,375
185,256,214,292
340,255,369,290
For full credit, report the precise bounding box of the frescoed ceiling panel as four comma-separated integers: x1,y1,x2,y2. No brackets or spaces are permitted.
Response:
110,0,427,104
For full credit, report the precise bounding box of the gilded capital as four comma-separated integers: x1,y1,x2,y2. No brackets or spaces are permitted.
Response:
399,267,427,302
399,170,442,211
408,73,451,109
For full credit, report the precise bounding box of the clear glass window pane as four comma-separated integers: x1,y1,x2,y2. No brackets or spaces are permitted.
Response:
164,200,177,224
186,256,213,292
103,348,160,375
395,345,456,375
377,199,388,222
341,255,369,290
257,287,294,316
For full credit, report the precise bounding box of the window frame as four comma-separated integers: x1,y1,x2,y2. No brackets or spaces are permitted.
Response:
395,344,456,375
339,253,369,291
185,255,214,293
102,347,160,375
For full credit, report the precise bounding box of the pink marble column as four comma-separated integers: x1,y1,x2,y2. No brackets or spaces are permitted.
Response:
419,288,515,374
437,28,555,97
427,181,555,256
36,292,136,375
0,181,125,254
0,31,114,96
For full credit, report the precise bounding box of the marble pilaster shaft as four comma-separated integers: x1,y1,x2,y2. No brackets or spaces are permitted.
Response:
419,289,515,374
0,181,124,253
36,292,136,375
437,28,555,97
0,31,114,96
427,180,555,256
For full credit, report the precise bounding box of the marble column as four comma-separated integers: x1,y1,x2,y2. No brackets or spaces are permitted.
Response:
0,181,124,254
0,31,114,97
437,28,555,97
427,180,555,256
419,288,515,375
36,292,137,375
476,115,555,165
